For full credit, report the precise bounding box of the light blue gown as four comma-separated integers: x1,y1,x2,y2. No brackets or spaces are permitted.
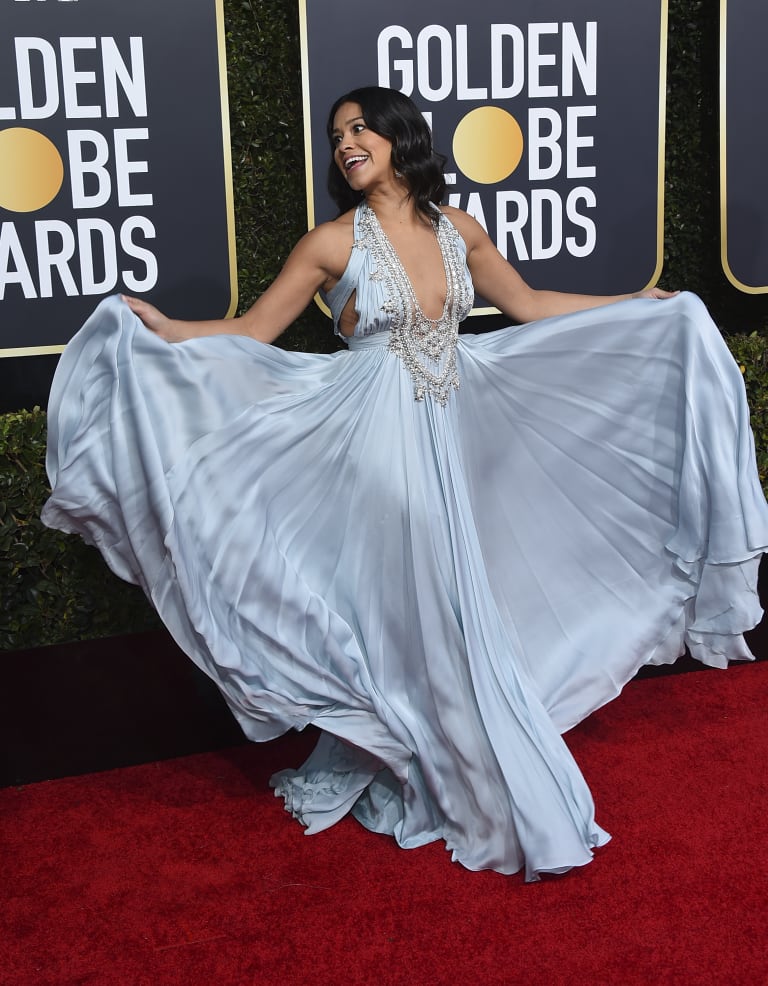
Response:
42,204,768,880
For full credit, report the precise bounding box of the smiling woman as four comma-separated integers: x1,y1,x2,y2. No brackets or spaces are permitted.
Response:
42,85,768,881
326,86,447,220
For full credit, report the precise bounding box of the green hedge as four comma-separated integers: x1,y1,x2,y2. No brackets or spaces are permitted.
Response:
225,0,331,351
0,409,160,650
3,0,768,650
728,334,768,487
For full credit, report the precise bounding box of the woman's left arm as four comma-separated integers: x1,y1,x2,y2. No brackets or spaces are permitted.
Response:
444,207,676,323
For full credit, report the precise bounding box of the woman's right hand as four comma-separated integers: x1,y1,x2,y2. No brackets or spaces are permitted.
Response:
121,294,187,342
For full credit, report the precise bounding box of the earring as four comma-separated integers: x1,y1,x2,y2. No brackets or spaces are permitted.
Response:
394,169,403,178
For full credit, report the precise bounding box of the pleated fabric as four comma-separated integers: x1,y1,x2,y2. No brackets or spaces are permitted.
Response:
43,288,768,880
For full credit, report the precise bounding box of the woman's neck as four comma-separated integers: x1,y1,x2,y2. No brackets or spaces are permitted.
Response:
364,187,432,228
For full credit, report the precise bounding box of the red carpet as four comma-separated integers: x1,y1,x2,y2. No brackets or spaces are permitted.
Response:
2,663,768,985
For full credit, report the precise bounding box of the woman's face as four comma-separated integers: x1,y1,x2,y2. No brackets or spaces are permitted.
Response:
331,102,395,193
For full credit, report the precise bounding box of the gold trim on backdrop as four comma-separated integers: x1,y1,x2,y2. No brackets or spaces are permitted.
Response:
645,0,669,292
0,346,65,359
467,305,502,316
719,0,768,293
216,0,239,317
299,0,315,233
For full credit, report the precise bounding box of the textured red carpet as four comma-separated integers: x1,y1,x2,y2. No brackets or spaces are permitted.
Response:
2,663,768,986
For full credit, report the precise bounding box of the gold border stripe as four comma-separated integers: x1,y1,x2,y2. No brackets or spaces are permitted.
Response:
217,0,239,316
645,0,669,292
0,346,65,359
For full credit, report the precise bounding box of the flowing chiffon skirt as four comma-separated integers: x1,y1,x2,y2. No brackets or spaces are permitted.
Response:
42,292,768,879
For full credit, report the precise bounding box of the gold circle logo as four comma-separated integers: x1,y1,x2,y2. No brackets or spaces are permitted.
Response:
452,107,524,185
0,127,65,213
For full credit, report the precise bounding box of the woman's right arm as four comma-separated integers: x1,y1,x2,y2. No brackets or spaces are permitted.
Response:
124,223,345,344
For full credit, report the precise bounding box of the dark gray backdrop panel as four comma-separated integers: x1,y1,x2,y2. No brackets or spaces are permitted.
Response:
303,0,665,297
0,0,234,356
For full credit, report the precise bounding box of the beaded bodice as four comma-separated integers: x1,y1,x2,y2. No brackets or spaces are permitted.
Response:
324,203,474,405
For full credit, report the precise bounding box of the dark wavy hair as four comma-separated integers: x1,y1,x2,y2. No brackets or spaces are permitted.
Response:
326,86,447,220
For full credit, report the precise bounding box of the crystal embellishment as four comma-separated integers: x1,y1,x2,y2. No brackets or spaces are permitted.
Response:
358,203,473,405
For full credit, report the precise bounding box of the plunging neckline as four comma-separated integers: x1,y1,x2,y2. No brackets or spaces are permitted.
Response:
363,204,450,324
355,201,474,405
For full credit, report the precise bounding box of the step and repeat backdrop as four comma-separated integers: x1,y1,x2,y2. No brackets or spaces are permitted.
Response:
300,0,669,307
720,0,768,294
1,1,765,396
0,0,236,361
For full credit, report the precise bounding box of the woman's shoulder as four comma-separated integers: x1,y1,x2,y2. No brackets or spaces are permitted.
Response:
289,210,358,285
305,210,356,247
293,211,355,265
437,205,487,246
304,210,354,239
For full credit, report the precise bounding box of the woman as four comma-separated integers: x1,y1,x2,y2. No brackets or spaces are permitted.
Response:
43,87,768,881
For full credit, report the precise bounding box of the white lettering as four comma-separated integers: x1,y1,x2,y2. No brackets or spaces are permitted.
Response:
377,26,413,94
565,187,597,256
376,22,598,101
528,107,597,180
566,106,596,178
0,223,37,299
417,25,453,102
121,216,157,291
60,37,101,118
67,130,111,208
455,26,487,100
528,23,559,98
35,219,78,297
0,36,147,120
528,108,562,181
102,37,147,117
531,189,562,259
490,25,524,99
0,218,159,298
15,38,59,119
496,192,529,261
67,129,153,208
114,128,152,206
77,218,118,293
452,188,598,263
562,22,597,97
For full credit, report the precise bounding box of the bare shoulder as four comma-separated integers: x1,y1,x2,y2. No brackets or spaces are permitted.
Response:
290,212,355,278
300,214,352,249
438,205,490,250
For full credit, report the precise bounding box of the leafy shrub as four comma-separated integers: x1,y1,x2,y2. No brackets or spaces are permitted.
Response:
225,0,335,352
0,409,159,651
726,333,768,487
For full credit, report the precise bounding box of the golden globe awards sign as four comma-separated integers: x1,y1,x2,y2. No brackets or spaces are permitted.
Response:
720,0,768,293
0,0,236,357
300,0,667,308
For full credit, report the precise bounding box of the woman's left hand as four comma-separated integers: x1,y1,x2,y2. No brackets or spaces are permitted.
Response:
633,287,680,300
